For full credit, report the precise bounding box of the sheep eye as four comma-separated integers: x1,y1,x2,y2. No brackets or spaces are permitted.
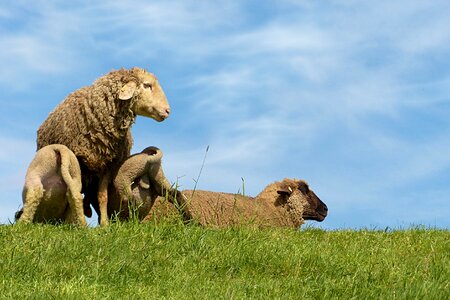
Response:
143,83,152,90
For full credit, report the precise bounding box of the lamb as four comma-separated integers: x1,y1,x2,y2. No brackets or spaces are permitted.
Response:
107,146,191,222
144,178,328,228
16,144,87,226
38,146,191,224
36,67,171,226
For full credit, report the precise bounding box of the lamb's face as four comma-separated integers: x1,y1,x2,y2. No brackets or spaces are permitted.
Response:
130,68,170,122
277,179,328,222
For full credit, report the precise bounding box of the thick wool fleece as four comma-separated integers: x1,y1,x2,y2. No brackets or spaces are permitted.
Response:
36,69,140,174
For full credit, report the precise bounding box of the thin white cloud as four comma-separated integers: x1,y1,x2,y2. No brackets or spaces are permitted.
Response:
107,1,240,31
226,23,331,56
0,136,34,224
1,1,449,228
378,135,450,187
0,1,242,89
0,7,11,18
0,36,69,72
0,136,35,164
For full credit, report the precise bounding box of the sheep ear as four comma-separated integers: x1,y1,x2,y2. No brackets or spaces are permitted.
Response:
119,81,137,100
277,186,293,196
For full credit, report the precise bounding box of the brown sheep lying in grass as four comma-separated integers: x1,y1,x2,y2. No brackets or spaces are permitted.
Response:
15,144,87,226
144,178,328,228
36,67,171,226
107,146,191,222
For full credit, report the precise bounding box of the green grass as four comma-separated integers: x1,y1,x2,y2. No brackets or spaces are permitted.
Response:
1,221,449,299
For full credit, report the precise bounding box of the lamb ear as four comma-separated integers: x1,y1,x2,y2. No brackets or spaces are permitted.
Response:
277,186,293,196
118,81,137,100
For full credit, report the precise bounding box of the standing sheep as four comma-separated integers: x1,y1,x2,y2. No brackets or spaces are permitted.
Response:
145,178,328,228
107,146,191,222
16,144,87,226
37,67,170,226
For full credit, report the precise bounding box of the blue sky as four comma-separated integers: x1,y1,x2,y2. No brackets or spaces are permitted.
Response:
1,1,449,229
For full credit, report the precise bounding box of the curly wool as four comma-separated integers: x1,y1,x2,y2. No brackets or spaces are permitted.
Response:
37,68,142,174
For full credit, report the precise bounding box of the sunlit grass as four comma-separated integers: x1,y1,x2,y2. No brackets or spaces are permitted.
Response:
1,222,448,299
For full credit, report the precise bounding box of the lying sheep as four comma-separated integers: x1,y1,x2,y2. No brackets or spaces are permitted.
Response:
37,67,171,226
144,178,328,228
107,146,191,221
16,144,87,226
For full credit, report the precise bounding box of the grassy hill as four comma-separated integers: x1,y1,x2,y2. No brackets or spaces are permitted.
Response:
1,221,449,299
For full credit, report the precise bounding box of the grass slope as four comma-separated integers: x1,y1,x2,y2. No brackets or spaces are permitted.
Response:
1,221,449,299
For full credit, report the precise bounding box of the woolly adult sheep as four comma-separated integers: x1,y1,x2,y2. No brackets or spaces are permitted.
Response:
145,178,328,228
107,146,191,222
16,144,87,226
37,67,170,226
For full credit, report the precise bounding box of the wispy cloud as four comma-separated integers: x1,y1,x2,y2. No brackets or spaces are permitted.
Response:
1,1,449,228
0,137,35,190
0,136,35,222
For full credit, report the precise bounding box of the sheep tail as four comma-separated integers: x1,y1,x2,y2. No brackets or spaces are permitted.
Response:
58,149,74,191
57,148,86,226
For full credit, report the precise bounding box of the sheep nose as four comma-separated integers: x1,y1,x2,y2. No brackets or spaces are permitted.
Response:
160,107,170,119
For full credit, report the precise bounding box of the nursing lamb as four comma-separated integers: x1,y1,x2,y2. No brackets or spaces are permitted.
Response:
16,144,86,226
107,146,191,222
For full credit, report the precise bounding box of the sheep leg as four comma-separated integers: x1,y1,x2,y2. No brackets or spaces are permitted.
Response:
98,173,110,226
66,190,87,226
18,187,43,223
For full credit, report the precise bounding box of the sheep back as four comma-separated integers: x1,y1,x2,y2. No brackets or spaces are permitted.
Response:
147,190,293,228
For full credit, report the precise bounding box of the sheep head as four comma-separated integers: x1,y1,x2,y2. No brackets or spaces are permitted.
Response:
14,209,23,222
276,179,328,223
119,67,170,122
